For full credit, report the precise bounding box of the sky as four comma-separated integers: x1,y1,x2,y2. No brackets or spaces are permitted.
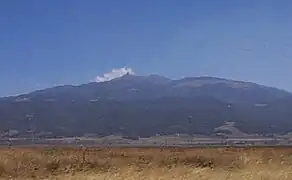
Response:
1,0,292,96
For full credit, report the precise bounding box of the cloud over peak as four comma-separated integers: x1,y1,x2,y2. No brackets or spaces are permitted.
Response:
95,67,135,82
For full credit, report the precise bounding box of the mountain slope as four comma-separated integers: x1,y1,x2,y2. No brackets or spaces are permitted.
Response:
170,76,291,104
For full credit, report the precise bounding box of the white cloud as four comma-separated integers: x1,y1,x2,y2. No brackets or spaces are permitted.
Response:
94,67,135,82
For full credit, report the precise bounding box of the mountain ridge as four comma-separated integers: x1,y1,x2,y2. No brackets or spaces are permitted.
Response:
3,75,291,103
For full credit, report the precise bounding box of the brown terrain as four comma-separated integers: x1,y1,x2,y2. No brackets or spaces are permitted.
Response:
0,147,292,179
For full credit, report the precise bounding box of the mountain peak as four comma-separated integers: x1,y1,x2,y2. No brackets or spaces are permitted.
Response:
113,74,140,81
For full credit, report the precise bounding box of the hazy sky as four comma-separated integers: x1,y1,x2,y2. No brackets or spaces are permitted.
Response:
1,0,292,96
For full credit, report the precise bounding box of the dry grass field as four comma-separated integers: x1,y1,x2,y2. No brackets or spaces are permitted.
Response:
0,147,292,179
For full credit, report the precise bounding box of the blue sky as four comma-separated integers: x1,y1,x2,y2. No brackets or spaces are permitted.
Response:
1,0,292,96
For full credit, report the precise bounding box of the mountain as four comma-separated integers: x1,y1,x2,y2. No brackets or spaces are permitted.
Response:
0,75,292,137
6,75,290,104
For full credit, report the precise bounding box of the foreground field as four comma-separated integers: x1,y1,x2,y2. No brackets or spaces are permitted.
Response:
0,147,292,179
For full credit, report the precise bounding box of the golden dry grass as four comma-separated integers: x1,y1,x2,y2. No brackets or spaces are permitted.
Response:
0,147,292,179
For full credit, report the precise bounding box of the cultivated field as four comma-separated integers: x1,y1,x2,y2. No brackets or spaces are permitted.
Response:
0,147,292,179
